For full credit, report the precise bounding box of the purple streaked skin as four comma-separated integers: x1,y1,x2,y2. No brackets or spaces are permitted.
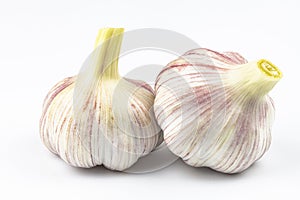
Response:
154,48,278,173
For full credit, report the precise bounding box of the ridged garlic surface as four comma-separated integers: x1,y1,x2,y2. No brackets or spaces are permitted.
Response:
154,48,282,173
40,28,162,171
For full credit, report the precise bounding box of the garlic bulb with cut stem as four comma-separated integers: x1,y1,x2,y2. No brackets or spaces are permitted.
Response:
154,48,282,174
40,28,162,171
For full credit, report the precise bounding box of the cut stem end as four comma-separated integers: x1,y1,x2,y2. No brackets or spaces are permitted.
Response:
257,59,282,79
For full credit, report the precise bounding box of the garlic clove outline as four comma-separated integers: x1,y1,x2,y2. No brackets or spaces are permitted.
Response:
40,28,162,171
154,48,282,174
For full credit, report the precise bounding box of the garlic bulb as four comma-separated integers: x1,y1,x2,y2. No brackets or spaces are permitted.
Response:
40,28,162,171
154,48,282,173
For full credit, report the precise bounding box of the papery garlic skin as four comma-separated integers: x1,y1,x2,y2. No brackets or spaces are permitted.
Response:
40,28,162,171
154,48,281,174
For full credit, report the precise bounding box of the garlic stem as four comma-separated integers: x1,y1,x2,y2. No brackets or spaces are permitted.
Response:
228,59,282,98
93,28,124,80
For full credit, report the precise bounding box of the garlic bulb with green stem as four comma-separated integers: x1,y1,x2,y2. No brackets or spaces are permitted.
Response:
154,48,282,173
40,28,162,171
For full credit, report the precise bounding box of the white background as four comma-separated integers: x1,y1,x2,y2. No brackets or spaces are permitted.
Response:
0,0,299,199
